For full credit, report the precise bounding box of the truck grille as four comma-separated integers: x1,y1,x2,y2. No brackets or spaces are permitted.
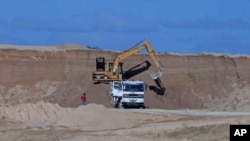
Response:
122,94,143,98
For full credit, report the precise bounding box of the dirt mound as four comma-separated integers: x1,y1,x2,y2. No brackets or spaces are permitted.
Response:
0,101,156,131
0,101,70,127
56,103,154,131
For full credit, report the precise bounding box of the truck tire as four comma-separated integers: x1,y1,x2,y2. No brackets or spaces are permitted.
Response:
139,105,145,109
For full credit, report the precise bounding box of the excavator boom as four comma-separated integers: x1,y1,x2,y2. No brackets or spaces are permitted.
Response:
113,40,163,78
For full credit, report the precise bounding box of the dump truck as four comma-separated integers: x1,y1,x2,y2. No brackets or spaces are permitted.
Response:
110,80,146,109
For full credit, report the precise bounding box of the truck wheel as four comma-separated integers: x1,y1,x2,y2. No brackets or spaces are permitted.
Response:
139,106,145,109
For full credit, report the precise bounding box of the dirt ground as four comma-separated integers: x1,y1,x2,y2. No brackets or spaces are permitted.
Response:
1,102,250,141
0,44,250,141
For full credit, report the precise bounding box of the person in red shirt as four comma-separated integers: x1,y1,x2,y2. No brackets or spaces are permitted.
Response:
81,93,87,105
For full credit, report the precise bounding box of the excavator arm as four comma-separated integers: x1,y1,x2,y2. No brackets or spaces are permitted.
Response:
143,40,164,79
112,45,146,74
112,39,166,95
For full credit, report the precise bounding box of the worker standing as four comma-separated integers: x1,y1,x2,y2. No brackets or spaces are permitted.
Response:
81,93,87,105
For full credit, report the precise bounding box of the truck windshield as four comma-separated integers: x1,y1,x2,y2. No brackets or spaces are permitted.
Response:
123,83,144,92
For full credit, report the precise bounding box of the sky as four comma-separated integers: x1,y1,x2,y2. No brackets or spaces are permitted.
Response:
0,0,250,54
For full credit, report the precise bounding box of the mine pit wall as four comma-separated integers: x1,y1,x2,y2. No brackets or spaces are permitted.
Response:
0,49,250,111
118,54,250,110
158,54,250,110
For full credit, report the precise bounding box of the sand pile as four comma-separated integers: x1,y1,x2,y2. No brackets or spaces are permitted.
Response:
56,103,155,131
0,101,71,127
0,101,156,130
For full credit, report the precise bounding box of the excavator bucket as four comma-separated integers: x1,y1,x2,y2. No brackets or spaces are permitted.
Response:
149,77,166,95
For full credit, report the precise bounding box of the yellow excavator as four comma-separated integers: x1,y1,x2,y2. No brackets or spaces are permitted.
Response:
92,39,166,95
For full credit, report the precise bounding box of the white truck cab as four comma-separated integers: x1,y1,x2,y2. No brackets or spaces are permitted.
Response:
110,80,146,108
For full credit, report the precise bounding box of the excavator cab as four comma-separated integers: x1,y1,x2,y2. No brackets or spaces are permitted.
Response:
93,57,123,83
96,57,105,71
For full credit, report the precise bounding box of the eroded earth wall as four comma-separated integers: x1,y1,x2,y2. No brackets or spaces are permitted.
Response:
0,48,250,111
